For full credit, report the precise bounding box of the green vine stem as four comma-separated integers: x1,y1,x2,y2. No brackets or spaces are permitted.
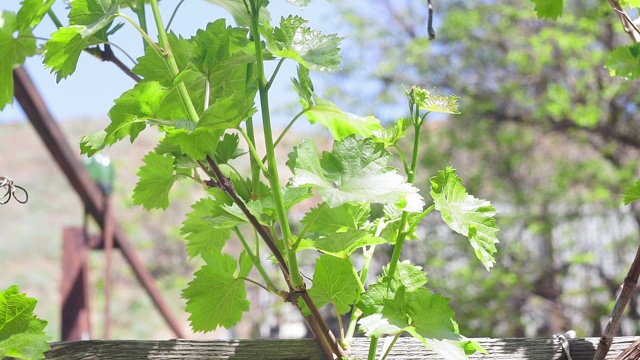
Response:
234,227,280,293
387,105,424,278
148,0,200,123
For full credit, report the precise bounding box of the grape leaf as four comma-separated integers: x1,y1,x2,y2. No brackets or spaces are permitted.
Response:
214,133,244,164
430,166,499,270
372,117,410,148
246,186,313,225
133,152,176,210
300,202,370,235
262,15,343,71
182,248,252,331
605,44,640,80
406,86,460,114
44,0,119,81
287,136,424,211
296,229,386,258
292,65,313,108
530,0,563,20
620,0,640,6
103,81,166,145
380,261,427,292
305,95,383,139
0,11,37,110
286,0,311,9
0,285,50,360
623,180,640,205
133,33,194,85
181,197,233,258
307,255,358,315
203,0,270,27
191,19,255,76
164,127,222,160
198,94,257,130
17,0,55,29
80,130,107,156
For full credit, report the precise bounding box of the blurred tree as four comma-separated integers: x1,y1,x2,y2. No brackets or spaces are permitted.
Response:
325,0,640,337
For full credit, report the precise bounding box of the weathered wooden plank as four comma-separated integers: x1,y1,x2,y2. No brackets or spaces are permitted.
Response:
39,336,640,359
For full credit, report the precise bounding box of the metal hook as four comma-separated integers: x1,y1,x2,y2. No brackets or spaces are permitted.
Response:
0,176,29,205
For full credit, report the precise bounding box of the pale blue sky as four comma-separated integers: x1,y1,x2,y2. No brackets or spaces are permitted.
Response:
0,1,342,127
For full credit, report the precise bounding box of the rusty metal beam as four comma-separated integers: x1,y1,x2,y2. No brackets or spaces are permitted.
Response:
13,66,186,339
61,228,91,341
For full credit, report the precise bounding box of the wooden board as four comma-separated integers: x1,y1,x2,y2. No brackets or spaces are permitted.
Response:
37,336,640,359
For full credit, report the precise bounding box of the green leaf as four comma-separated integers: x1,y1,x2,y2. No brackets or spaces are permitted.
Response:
263,15,343,71
164,127,222,160
80,130,107,156
623,180,640,205
133,152,176,210
181,197,232,259
620,0,640,6
305,95,383,139
191,19,255,76
372,118,410,148
43,0,119,81
430,166,499,270
380,261,427,292
296,229,386,258
300,202,370,235
17,0,55,30
104,81,165,145
406,86,460,114
133,33,194,85
530,0,563,20
0,285,50,360
182,248,251,331
292,65,313,108
307,255,358,315
203,0,270,27
214,133,244,164
0,11,37,110
286,0,311,9
605,44,640,80
288,136,423,211
198,94,257,130
247,186,313,225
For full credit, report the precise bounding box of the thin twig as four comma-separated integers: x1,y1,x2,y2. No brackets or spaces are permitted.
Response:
606,0,640,43
87,44,142,83
427,0,435,40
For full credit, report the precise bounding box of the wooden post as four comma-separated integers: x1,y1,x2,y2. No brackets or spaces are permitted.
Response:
61,228,91,341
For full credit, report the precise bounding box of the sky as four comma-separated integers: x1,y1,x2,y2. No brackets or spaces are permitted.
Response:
0,0,342,127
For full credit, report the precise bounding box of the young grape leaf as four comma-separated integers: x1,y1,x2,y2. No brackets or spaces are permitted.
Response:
214,133,244,164
300,202,370,235
372,118,411,148
307,255,358,315
287,136,424,211
406,86,460,114
529,0,563,20
0,10,37,110
181,197,233,258
0,285,50,360
262,15,343,71
44,0,119,81
191,19,254,76
182,248,252,331
132,152,176,210
380,261,427,292
164,127,222,160
17,0,55,30
80,130,107,156
430,166,499,270
623,180,640,205
198,94,257,130
203,0,270,27
246,186,313,225
304,95,384,139
295,229,386,258
133,33,194,85
605,44,640,80
291,65,313,108
286,0,311,9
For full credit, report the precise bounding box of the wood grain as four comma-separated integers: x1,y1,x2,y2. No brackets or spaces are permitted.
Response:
36,336,640,359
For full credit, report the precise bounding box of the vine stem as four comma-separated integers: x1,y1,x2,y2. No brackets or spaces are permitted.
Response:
247,0,303,290
234,227,280,294
148,0,200,122
387,105,424,278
